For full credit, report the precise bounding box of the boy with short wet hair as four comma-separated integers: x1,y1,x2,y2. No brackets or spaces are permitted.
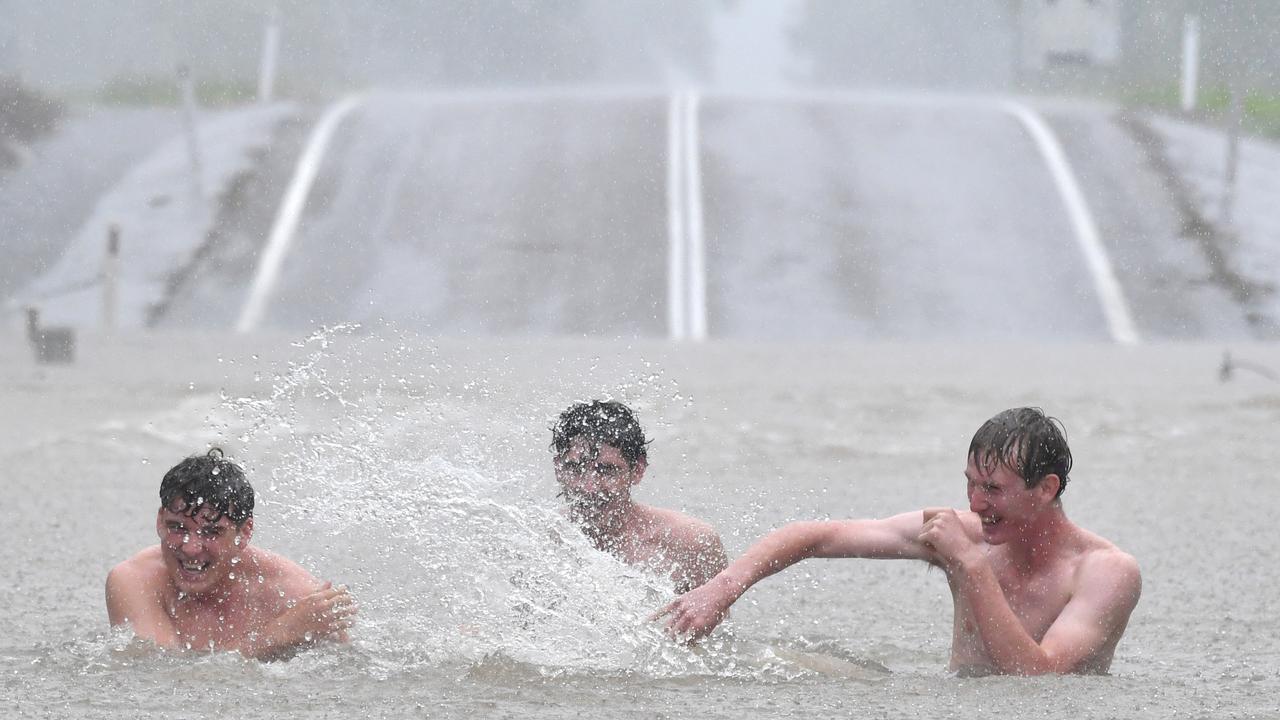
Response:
106,448,355,660
658,407,1141,675
552,400,727,593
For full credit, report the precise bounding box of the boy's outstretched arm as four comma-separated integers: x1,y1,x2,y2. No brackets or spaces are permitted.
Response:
654,510,931,639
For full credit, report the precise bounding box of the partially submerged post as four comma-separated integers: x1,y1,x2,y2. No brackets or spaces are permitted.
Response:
176,63,204,202
25,308,75,364
102,224,120,332
1220,82,1244,227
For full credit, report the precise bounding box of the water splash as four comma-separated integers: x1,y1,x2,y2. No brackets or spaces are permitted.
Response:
206,324,882,681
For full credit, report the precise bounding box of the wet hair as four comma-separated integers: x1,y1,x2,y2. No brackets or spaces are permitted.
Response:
968,407,1072,499
551,400,649,467
159,448,254,526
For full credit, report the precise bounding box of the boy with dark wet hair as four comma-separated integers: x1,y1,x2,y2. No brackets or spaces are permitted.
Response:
106,449,355,660
552,400,649,466
968,407,1072,499
552,401,727,594
159,448,255,525
658,407,1141,675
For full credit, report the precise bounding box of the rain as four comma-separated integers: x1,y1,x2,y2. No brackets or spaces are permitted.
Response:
2,2,1278,718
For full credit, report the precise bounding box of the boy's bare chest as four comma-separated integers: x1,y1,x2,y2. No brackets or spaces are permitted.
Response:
165,595,274,650
957,559,1074,641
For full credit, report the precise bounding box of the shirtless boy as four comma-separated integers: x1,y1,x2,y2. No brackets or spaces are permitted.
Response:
657,407,1141,675
552,400,728,593
106,449,355,660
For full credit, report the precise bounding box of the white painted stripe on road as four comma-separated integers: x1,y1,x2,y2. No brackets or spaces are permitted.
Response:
683,91,708,341
666,93,687,340
1001,101,1140,345
235,94,365,333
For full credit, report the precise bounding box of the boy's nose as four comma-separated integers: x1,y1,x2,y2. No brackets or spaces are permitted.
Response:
564,474,600,494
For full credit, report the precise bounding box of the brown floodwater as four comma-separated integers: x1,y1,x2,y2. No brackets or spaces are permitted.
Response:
2,327,1277,718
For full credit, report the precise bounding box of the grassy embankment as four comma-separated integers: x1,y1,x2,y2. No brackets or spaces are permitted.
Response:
1119,83,1280,140
94,74,283,107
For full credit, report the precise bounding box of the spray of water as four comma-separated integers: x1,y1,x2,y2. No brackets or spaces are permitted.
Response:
134,323,890,682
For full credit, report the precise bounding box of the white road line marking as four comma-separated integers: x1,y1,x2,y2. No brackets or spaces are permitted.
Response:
236,94,365,333
683,91,708,341
667,93,687,340
712,89,1142,344
1000,101,1140,345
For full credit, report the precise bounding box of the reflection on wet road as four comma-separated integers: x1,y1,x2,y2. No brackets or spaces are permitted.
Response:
235,91,1251,341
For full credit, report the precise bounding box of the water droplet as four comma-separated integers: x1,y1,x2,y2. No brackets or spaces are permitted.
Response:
228,572,235,580
303,631,314,642
230,557,240,565
141,458,150,466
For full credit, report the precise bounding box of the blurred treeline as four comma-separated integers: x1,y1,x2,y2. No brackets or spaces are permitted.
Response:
2,1,1279,105
0,0,717,102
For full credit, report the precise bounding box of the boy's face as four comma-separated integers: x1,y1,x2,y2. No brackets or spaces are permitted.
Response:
155,503,252,596
554,437,643,516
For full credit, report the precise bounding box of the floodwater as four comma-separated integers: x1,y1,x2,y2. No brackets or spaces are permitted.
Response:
2,326,1278,718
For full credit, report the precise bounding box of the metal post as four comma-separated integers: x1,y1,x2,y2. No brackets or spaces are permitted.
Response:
258,4,280,103
1220,82,1244,227
102,224,120,332
1180,14,1200,113
177,63,204,201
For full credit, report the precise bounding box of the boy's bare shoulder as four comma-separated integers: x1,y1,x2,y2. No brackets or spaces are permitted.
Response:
1065,527,1141,599
1080,536,1140,579
245,547,325,596
639,505,722,550
108,546,165,584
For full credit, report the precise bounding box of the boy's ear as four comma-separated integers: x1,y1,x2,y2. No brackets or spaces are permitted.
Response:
1038,474,1061,503
238,517,254,545
630,457,647,485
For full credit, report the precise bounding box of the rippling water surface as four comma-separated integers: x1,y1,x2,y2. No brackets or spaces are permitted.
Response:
2,327,1277,718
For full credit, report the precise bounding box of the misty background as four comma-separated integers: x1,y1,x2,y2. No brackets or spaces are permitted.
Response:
5,6,1280,716
5,1,1280,96
5,1,1280,341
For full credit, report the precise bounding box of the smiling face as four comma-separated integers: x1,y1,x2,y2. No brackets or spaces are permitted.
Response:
965,453,1058,545
155,504,252,597
554,437,643,519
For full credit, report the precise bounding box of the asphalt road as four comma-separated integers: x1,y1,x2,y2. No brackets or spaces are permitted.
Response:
183,91,1255,341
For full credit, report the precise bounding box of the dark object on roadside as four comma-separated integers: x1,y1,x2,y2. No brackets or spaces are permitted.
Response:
25,308,75,364
1219,351,1279,383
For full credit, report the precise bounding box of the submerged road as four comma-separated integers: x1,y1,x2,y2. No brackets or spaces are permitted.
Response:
185,90,1254,341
